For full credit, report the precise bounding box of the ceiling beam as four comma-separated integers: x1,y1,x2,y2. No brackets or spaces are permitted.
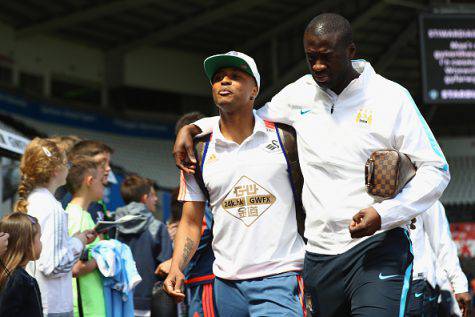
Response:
239,0,348,52
258,0,389,102
384,0,428,11
112,0,272,53
16,0,156,38
375,20,418,72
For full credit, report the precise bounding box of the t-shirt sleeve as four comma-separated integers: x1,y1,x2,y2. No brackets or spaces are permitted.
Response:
255,83,296,125
193,116,219,134
426,203,468,294
177,171,207,202
30,199,82,278
373,89,450,230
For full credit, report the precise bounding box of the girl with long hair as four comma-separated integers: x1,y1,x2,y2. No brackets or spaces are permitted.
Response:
15,137,95,317
0,212,43,316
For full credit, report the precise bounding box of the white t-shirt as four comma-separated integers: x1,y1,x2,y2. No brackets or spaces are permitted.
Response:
195,60,450,255
179,114,305,280
411,201,468,293
26,188,83,315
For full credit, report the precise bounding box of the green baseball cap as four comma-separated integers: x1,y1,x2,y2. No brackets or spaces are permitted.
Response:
203,51,260,90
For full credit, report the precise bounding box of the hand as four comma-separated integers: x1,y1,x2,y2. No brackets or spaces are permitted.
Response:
349,207,382,238
173,124,202,174
167,222,179,241
455,292,471,317
72,259,98,277
83,230,98,244
0,232,9,256
163,268,186,302
73,230,97,246
155,258,172,278
73,231,88,246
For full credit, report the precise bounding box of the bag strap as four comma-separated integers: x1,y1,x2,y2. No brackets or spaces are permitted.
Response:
273,122,306,239
193,133,212,202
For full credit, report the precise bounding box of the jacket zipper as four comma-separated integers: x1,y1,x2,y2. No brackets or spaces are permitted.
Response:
331,103,335,114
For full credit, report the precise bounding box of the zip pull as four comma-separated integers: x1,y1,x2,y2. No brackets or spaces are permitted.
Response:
331,104,335,114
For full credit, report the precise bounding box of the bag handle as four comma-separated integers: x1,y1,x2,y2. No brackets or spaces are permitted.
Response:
365,158,374,190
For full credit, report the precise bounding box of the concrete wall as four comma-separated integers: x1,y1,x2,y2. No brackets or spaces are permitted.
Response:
125,47,209,96
0,22,103,86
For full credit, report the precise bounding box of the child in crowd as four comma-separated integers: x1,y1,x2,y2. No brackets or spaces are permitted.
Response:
0,213,43,316
0,232,8,256
15,137,95,317
49,135,83,202
115,175,172,317
65,157,106,317
67,140,114,224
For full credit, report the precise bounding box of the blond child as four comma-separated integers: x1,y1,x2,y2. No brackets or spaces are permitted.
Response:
0,213,43,316
15,137,95,317
65,157,106,317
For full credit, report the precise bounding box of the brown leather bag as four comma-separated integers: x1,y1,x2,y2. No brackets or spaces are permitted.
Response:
365,150,416,199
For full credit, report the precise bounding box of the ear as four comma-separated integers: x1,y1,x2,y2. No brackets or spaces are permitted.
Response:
347,43,356,59
140,194,148,204
251,85,258,100
85,175,94,187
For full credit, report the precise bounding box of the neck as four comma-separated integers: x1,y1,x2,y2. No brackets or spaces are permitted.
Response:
45,180,59,195
219,109,255,144
70,194,93,211
333,66,360,95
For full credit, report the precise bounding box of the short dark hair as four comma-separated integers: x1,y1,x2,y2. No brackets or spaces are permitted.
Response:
66,157,100,194
69,140,114,160
120,174,153,204
305,13,353,47
175,112,205,135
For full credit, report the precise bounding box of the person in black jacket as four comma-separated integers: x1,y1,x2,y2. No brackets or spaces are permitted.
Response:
115,175,172,317
0,212,43,317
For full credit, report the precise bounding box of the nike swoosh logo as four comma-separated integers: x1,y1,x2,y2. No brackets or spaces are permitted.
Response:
378,273,400,280
415,293,423,298
300,109,311,115
428,296,437,302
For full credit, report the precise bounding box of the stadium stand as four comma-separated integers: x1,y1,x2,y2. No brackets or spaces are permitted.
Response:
442,156,475,206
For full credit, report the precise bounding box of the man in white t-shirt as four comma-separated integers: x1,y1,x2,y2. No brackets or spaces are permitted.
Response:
164,51,306,316
174,14,450,317
407,201,470,317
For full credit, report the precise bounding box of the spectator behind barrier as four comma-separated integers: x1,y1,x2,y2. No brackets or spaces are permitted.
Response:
65,140,115,225
0,213,43,316
49,135,82,201
65,157,107,317
115,174,173,317
15,137,94,316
